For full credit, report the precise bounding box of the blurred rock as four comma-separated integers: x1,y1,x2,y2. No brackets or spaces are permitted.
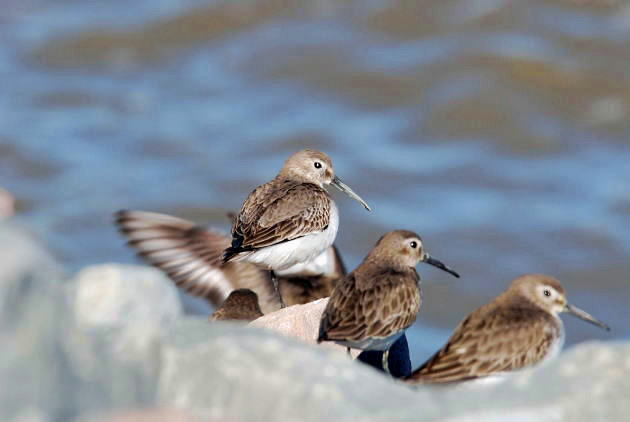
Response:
72,264,182,329
0,224,159,422
157,320,416,421
0,187,15,219
157,318,630,421
77,408,199,422
0,221,64,288
70,264,184,384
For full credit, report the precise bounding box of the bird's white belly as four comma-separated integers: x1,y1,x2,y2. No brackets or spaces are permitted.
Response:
242,203,339,272
274,246,335,277
540,320,565,365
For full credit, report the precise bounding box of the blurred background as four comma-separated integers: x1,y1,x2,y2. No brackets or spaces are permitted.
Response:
1,0,628,366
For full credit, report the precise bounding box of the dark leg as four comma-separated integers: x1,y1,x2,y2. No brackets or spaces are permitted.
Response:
347,347,352,358
270,270,285,308
382,349,391,376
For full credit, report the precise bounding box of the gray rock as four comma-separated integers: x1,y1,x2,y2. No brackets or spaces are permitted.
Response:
157,319,630,422
72,264,182,329
0,224,160,422
0,221,64,288
76,408,199,422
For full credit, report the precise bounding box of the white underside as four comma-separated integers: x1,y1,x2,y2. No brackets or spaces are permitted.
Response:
234,202,339,272
274,244,336,277
540,317,565,365
336,330,405,352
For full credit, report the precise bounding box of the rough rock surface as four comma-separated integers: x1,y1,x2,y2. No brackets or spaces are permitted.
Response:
1,222,628,422
72,264,182,329
249,298,331,346
157,322,630,422
0,224,159,422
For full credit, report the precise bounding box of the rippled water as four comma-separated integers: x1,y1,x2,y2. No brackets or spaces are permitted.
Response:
1,0,628,365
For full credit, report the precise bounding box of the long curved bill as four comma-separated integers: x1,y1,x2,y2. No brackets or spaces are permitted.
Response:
331,176,371,211
565,304,610,331
423,254,460,278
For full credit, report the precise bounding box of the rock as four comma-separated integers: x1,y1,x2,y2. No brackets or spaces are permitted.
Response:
0,221,64,288
72,264,182,329
157,321,630,422
248,298,330,346
157,319,420,421
0,224,160,422
77,408,199,422
0,187,15,219
70,264,184,393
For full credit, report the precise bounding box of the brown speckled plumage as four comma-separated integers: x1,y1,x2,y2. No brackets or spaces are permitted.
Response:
318,266,421,343
224,181,331,260
210,289,263,322
405,274,610,384
114,210,345,314
318,230,458,357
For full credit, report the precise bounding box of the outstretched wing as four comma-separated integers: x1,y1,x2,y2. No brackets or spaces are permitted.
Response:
115,210,275,309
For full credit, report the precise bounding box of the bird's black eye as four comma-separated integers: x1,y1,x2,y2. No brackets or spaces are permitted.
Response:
410,241,418,249
314,162,322,169
543,289,551,297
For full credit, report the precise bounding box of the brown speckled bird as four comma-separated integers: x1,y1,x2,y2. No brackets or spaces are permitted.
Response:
210,288,264,322
114,210,346,314
317,230,459,374
405,274,610,385
222,149,370,307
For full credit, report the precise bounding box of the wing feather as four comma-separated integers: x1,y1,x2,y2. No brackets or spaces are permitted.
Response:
405,305,560,384
229,181,330,253
318,269,421,343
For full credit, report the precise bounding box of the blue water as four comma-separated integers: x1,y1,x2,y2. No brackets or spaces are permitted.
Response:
1,0,628,366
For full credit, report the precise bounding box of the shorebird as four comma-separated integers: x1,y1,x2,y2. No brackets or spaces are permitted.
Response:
317,230,460,375
223,149,370,307
210,288,264,322
114,210,346,313
405,274,610,385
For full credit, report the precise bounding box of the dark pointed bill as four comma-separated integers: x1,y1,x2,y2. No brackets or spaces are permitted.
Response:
423,254,460,278
565,304,610,331
331,176,371,211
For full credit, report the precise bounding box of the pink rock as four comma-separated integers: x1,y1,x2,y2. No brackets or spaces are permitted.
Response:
0,187,15,218
249,298,355,355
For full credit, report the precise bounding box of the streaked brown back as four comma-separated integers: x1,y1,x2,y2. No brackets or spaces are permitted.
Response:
405,299,560,384
228,180,331,254
318,267,421,343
